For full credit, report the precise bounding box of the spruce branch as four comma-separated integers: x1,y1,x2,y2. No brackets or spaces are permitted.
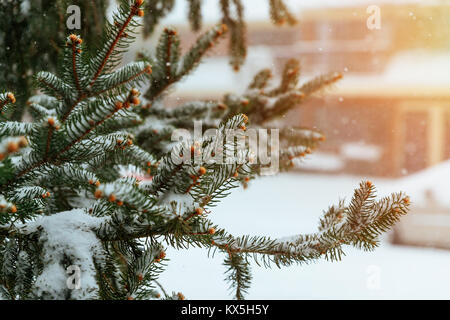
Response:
68,35,84,95
269,0,297,26
89,0,145,86
224,253,252,300
139,0,297,70
142,0,176,37
206,182,409,272
0,93,16,113
0,0,411,301
35,72,72,104
91,62,152,98
144,24,228,102
187,0,203,31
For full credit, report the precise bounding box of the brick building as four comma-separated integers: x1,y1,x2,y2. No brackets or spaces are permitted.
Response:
156,1,450,177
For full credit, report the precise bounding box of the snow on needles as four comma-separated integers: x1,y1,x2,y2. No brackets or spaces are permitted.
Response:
24,209,108,299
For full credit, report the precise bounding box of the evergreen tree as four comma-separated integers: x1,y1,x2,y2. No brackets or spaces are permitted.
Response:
0,0,410,300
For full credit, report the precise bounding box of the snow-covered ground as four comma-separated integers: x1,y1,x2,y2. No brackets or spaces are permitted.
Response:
159,173,450,299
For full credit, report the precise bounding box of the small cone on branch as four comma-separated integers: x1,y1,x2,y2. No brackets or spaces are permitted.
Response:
69,34,78,43
144,65,152,74
18,137,28,148
131,97,140,105
7,141,19,153
7,93,16,104
115,101,123,110
94,190,103,199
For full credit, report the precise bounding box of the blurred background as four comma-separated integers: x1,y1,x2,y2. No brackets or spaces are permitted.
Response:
130,0,450,299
